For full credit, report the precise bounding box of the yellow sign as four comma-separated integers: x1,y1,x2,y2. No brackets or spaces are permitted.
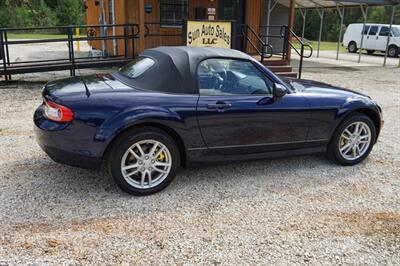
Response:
186,20,232,49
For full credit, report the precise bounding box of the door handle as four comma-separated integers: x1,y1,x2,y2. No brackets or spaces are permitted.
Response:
207,102,232,112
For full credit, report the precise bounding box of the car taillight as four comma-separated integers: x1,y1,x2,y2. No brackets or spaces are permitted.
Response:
44,99,74,123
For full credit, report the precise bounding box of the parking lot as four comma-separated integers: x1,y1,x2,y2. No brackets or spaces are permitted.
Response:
0,66,399,264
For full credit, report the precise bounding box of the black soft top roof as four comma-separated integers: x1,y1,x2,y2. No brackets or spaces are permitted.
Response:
115,46,253,94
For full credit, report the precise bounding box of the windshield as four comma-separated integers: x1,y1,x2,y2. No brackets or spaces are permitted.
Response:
119,57,155,78
280,79,298,92
392,27,400,37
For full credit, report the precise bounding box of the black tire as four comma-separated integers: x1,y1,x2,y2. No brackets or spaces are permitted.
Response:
388,45,399,57
108,126,180,196
366,49,375,55
327,113,376,166
348,42,357,53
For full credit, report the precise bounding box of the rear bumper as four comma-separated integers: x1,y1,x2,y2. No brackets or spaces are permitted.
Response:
36,143,102,169
34,106,102,170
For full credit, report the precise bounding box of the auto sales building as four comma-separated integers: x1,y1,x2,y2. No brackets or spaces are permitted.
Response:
85,0,296,59
84,0,398,78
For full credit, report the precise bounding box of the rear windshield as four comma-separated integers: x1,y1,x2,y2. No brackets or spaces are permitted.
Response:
119,57,155,78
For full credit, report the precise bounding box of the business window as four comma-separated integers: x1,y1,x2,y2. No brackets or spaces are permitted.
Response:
160,0,188,28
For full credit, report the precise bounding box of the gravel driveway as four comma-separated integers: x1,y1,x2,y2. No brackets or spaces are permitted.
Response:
0,66,399,265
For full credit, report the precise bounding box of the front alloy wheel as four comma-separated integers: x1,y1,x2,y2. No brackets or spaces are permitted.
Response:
338,121,371,161
328,113,376,165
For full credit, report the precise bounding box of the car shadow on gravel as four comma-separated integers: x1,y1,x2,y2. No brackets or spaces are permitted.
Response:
2,152,350,198
0,152,374,222
2,157,118,194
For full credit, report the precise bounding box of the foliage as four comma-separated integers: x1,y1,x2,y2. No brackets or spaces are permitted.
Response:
0,0,85,29
294,6,399,42
55,0,85,26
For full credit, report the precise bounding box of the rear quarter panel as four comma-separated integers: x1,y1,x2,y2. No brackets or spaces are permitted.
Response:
343,24,362,47
90,91,203,156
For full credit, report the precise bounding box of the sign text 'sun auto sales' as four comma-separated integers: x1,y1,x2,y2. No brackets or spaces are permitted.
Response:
186,21,232,49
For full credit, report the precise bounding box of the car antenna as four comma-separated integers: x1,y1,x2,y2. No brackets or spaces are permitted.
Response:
75,65,91,97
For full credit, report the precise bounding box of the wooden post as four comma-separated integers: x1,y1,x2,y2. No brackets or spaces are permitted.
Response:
286,0,296,64
138,0,145,54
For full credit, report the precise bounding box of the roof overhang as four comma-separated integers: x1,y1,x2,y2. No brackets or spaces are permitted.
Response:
277,0,400,9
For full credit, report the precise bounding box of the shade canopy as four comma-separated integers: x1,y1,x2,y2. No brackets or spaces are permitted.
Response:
277,0,399,8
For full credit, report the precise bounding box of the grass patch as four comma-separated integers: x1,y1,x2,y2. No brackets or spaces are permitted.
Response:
293,41,347,52
7,33,68,40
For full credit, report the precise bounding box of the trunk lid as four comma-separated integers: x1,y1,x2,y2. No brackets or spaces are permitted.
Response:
42,73,133,101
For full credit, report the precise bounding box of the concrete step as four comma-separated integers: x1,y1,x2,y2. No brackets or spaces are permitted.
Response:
268,65,293,73
277,72,298,78
261,59,288,66
252,56,298,78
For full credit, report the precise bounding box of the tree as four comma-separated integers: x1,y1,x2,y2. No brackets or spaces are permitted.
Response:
31,0,57,26
55,0,85,26
0,0,85,28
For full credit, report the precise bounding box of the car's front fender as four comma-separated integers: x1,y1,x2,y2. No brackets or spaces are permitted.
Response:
335,96,373,116
305,93,381,142
334,97,382,136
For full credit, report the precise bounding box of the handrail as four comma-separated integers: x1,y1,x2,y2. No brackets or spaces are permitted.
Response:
279,25,313,58
242,24,273,62
259,24,313,78
0,23,139,31
281,25,312,79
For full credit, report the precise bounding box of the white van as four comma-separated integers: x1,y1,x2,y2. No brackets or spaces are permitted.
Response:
343,23,400,57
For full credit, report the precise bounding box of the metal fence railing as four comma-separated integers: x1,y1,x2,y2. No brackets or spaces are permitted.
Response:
0,24,139,81
0,22,311,80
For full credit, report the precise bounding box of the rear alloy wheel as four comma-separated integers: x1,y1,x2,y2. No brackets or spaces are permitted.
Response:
109,128,180,195
121,140,172,189
328,113,376,165
348,42,357,53
388,45,399,57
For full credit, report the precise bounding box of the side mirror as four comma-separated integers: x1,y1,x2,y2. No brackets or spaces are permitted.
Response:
273,83,287,98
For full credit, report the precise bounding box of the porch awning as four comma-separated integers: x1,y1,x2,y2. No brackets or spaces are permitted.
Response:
277,0,399,8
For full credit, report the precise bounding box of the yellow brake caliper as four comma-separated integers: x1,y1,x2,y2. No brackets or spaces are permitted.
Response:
157,150,165,161
340,137,348,147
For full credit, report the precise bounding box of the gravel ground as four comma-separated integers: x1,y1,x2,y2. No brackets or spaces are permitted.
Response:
0,66,399,265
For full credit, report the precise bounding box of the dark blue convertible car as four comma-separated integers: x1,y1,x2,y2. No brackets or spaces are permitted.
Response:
34,46,383,195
